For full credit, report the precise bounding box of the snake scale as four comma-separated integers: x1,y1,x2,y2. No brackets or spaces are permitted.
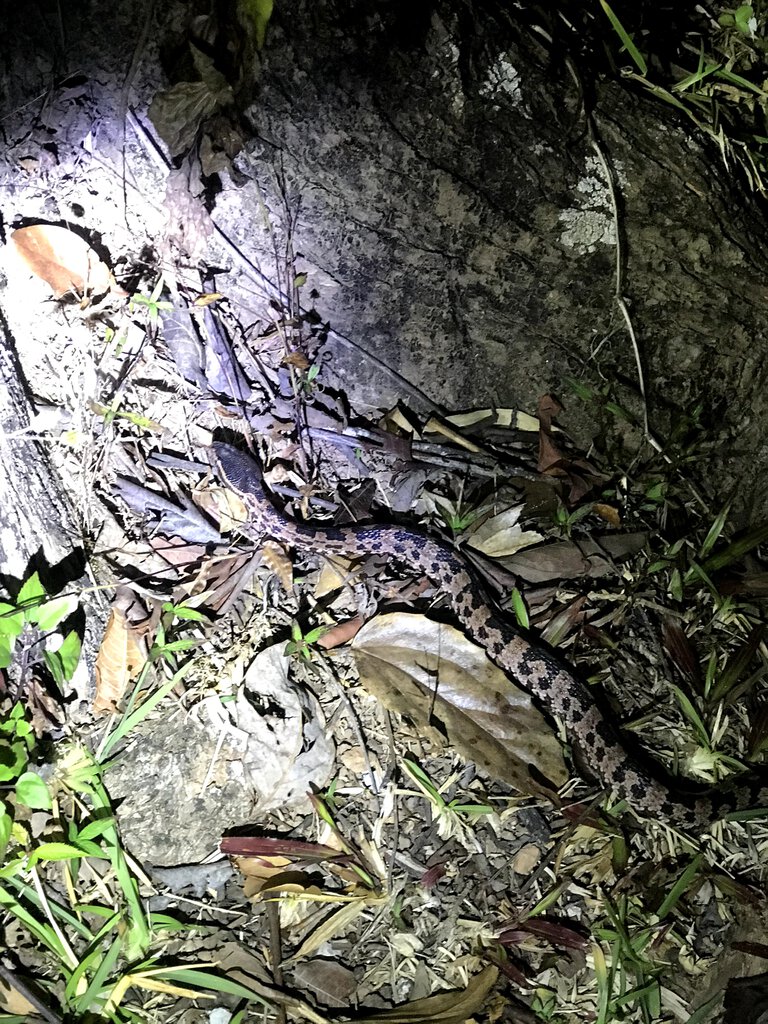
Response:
212,442,768,832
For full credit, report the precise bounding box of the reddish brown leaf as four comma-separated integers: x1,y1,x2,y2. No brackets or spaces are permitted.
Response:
10,224,122,299
220,836,352,861
662,619,703,691
317,615,366,650
93,606,148,713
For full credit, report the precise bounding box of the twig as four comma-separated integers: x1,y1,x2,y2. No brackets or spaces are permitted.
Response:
0,961,62,1024
266,902,287,1024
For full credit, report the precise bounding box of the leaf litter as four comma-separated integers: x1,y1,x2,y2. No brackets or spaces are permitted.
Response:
5,94,768,1024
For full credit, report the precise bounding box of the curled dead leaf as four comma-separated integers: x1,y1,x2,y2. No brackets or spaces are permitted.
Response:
347,965,499,1024
93,606,148,714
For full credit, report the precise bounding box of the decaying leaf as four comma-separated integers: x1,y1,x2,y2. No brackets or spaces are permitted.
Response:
93,598,149,713
262,541,294,592
444,407,539,431
229,644,335,809
347,965,499,1024
467,506,544,558
148,45,234,156
423,415,483,453
292,959,358,1008
503,532,647,584
284,901,371,964
350,613,567,799
314,554,358,598
10,224,121,300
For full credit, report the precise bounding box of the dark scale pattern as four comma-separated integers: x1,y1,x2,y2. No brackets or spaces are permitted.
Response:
212,443,768,833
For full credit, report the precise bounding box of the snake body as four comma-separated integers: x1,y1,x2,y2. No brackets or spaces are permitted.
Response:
213,442,768,831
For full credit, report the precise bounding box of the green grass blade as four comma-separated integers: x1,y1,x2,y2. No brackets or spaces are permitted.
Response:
656,854,704,918
599,0,648,74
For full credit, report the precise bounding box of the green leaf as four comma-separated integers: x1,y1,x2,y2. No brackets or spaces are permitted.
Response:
599,0,648,75
16,572,46,615
0,602,24,637
0,803,12,860
35,593,78,632
304,625,328,644
669,684,710,748
240,0,274,51
0,635,13,670
510,588,529,629
168,605,208,622
656,854,704,918
15,771,51,810
152,967,272,1007
26,841,85,867
0,739,28,782
699,505,730,558
708,625,765,704
732,6,755,39
43,630,82,685
702,521,768,573
77,816,116,842
566,377,595,402
669,567,683,602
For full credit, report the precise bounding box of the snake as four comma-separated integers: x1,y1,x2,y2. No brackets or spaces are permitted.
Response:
212,442,768,832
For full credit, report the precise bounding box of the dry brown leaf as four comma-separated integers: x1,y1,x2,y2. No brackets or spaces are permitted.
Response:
283,350,311,369
93,606,148,714
292,959,358,1008
423,415,483,453
445,408,539,431
314,554,358,598
593,502,621,527
350,613,567,798
539,597,587,648
0,974,36,1016
284,901,371,964
193,291,223,306
467,506,544,558
262,541,294,592
10,224,119,299
502,533,647,584
207,479,250,529
347,965,499,1024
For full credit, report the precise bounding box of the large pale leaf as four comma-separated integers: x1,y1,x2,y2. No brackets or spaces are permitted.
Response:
351,613,567,797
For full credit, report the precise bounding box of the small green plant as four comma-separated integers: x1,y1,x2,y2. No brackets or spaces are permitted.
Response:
284,619,328,662
599,0,768,191
0,736,272,1020
429,491,494,535
0,568,271,1020
150,599,209,668
129,275,172,324
553,499,595,538
401,758,493,844
0,570,81,684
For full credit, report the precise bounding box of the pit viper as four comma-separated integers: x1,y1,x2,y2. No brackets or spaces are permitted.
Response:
212,442,768,832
